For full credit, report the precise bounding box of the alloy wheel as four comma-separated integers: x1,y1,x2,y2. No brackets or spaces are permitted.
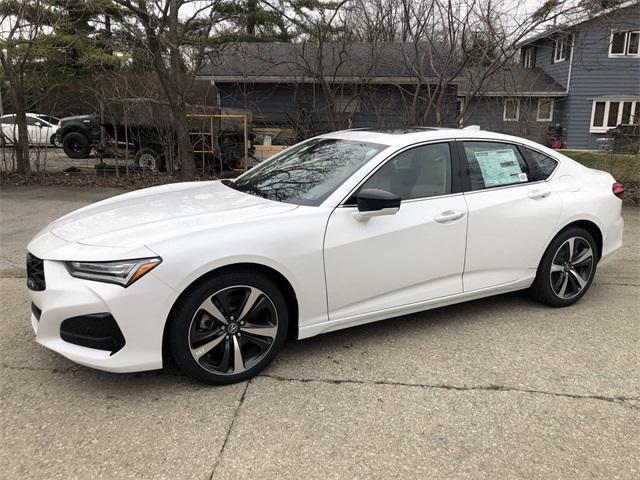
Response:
188,285,278,375
549,236,594,300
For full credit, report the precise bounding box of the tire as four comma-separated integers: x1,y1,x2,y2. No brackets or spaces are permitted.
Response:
169,269,289,384
62,132,91,158
529,227,598,307
134,147,164,171
50,134,62,148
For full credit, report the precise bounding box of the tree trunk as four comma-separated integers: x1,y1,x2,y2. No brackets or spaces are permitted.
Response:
173,106,195,180
11,87,31,175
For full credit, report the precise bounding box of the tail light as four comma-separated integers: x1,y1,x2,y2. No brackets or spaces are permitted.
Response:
612,182,625,198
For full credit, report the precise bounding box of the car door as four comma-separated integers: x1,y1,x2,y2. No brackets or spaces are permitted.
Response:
323,142,468,321
458,140,562,292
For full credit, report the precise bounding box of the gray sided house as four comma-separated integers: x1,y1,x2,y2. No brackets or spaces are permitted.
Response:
515,0,640,149
197,42,459,139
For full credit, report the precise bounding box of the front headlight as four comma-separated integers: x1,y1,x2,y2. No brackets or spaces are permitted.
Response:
65,257,162,287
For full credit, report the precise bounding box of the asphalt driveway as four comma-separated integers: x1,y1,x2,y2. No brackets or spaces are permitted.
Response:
1,185,638,479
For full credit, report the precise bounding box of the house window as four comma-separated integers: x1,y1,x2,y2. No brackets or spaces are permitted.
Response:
553,36,568,63
523,48,534,68
537,98,554,122
503,98,519,121
609,30,640,56
590,100,639,132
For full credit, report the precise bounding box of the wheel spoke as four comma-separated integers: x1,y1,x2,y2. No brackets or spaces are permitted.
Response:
557,272,569,297
572,247,593,266
240,324,277,339
566,238,575,259
201,297,227,325
190,334,225,361
569,268,587,289
237,287,261,321
550,263,564,273
232,336,246,373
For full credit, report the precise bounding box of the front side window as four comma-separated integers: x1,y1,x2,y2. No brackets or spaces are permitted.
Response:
227,138,387,206
590,100,638,132
463,142,529,191
610,30,640,56
519,146,558,181
503,98,519,121
554,36,568,63
358,143,452,201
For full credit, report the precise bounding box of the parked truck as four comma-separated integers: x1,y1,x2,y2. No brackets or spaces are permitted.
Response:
56,99,252,171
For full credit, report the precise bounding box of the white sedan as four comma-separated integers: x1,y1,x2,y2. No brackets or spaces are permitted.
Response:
26,128,624,384
1,113,60,147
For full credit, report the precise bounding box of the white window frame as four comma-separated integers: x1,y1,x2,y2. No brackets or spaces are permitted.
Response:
553,36,568,63
608,30,640,57
536,98,554,122
523,47,534,68
456,96,465,126
503,98,520,122
590,100,639,133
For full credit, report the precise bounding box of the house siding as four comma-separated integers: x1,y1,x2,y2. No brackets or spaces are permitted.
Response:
463,96,560,145
217,82,459,136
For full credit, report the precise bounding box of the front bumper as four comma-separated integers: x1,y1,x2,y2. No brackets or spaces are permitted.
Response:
28,259,177,373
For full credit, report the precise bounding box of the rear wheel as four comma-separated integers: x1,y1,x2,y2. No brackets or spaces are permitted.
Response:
134,147,164,171
169,270,288,384
530,227,597,307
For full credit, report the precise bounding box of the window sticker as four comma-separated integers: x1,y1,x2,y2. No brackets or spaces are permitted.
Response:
474,149,526,187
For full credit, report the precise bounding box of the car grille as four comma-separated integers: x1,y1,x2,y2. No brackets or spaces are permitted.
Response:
26,253,46,291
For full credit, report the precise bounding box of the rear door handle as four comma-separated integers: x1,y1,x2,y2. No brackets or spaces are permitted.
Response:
528,189,551,200
434,210,465,223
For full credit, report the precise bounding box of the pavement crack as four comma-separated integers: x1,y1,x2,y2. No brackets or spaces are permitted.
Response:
258,373,639,409
209,378,251,480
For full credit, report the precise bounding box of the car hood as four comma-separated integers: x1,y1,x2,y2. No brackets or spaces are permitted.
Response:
38,181,297,249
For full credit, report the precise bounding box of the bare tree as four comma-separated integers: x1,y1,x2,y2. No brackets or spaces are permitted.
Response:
0,0,50,175
110,0,229,180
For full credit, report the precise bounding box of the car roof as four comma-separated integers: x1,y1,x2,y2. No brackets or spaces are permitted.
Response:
317,127,546,149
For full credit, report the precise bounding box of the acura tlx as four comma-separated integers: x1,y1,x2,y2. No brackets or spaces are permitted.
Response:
26,128,624,384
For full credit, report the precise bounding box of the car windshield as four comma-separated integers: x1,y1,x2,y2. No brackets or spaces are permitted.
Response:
36,115,59,125
225,138,388,206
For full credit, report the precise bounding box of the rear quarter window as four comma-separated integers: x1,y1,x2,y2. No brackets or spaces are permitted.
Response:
519,146,559,181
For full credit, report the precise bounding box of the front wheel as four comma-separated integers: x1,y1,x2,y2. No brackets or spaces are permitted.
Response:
530,227,597,307
169,270,289,384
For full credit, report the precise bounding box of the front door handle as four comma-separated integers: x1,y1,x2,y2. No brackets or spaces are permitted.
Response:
528,189,551,200
434,210,465,223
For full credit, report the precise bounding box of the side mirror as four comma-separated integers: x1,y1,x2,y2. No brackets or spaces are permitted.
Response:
353,188,401,222
34,122,42,128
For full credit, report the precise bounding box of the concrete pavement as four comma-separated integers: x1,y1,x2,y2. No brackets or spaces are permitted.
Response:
1,185,638,479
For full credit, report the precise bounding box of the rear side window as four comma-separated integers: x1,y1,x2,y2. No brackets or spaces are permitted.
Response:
462,142,529,190
519,146,558,181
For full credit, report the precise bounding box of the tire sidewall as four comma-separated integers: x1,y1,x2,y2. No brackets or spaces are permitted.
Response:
169,271,289,385
536,227,598,307
62,132,90,158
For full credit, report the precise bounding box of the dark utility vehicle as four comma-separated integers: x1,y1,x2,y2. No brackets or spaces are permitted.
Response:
56,99,251,171
56,114,101,158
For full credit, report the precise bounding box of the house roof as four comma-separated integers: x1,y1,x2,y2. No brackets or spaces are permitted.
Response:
198,42,454,84
517,0,640,47
458,66,566,96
